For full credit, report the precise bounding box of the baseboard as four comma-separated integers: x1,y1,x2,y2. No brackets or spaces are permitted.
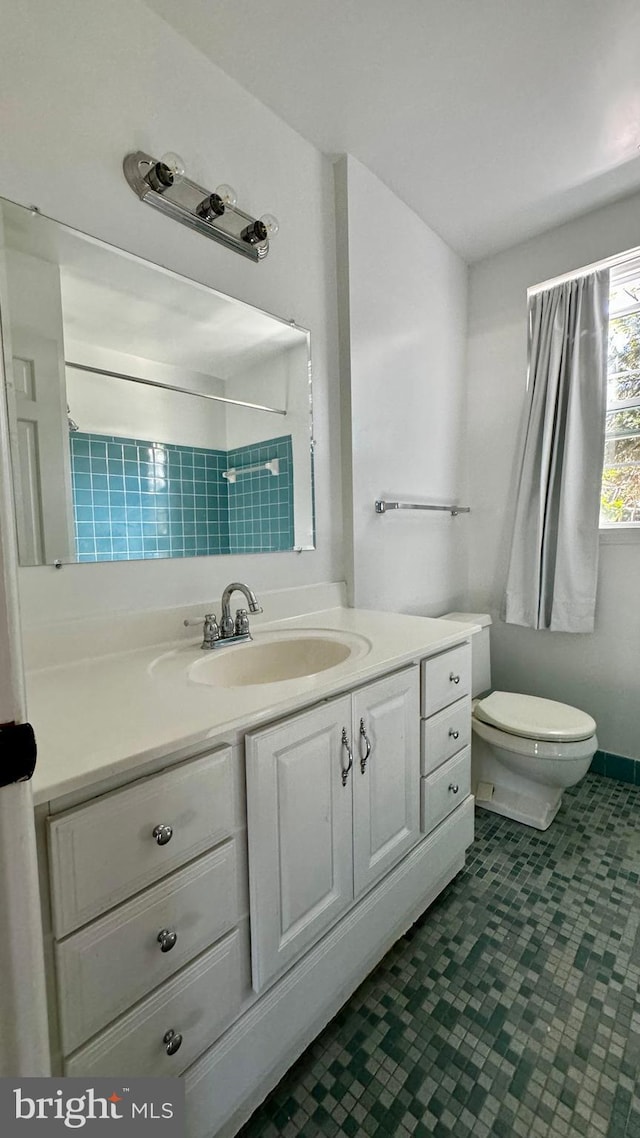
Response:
590,749,640,786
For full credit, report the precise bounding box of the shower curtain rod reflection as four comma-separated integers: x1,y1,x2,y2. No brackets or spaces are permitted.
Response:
65,361,287,416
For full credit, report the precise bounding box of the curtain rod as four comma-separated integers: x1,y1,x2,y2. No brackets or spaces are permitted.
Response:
528,243,640,298
65,361,287,416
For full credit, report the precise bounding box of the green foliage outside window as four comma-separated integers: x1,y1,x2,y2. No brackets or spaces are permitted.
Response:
601,301,640,524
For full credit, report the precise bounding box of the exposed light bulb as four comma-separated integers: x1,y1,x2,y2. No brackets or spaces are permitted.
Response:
216,183,238,207
259,213,279,239
159,152,186,182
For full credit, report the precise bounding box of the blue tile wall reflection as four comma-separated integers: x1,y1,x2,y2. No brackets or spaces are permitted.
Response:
227,436,294,554
70,432,293,561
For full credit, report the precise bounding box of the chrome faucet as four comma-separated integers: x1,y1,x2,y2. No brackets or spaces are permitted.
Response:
220,582,262,639
183,583,262,650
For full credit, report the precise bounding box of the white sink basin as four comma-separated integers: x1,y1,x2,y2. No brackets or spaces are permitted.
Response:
149,628,371,688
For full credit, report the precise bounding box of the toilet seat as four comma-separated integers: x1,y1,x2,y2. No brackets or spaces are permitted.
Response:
471,715,597,762
474,691,596,743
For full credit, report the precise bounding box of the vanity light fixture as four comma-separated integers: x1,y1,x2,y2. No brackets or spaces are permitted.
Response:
123,150,279,262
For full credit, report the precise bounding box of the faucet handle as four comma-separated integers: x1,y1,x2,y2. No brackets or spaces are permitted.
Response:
183,613,216,628
235,608,250,635
202,614,220,645
183,613,220,648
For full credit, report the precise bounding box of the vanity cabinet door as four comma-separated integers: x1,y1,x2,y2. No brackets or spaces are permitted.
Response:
352,667,420,897
246,696,354,993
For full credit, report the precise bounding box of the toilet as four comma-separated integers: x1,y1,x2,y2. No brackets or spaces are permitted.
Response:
440,614,597,831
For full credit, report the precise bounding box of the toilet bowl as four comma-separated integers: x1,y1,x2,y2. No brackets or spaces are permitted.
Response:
440,614,597,831
471,691,597,830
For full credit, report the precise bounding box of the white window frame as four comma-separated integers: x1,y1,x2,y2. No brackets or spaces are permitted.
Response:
600,262,640,540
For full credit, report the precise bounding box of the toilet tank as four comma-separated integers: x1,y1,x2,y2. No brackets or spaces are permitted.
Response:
439,613,492,697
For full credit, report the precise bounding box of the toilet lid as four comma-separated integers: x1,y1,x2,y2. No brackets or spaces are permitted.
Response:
474,691,596,742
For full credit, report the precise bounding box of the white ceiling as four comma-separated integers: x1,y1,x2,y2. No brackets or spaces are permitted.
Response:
144,0,640,262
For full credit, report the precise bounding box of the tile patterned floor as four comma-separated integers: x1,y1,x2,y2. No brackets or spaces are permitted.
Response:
239,774,640,1138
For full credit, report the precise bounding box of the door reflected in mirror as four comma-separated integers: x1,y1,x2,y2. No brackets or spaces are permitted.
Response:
0,197,314,566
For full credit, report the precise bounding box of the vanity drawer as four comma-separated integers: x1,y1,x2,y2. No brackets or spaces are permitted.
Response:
48,746,233,937
421,644,471,717
65,929,241,1078
420,747,471,835
56,840,237,1054
421,696,471,776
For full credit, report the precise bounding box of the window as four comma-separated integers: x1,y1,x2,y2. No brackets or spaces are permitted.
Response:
600,264,640,527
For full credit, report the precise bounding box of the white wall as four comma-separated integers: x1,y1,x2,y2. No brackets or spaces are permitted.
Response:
0,0,341,622
65,346,228,451
335,156,469,616
226,342,314,549
225,345,302,451
467,190,640,760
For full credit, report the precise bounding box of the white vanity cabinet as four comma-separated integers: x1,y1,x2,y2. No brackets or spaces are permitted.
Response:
48,748,234,936
245,667,420,992
33,611,477,1138
45,745,243,1076
420,644,472,834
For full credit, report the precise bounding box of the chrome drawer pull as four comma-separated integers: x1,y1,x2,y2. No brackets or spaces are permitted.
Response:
163,1028,182,1056
341,728,353,786
449,783,459,794
449,729,459,740
152,823,173,846
157,928,178,953
450,673,461,684
359,718,372,774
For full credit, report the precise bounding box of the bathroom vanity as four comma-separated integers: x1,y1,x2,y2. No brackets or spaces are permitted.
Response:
27,599,476,1138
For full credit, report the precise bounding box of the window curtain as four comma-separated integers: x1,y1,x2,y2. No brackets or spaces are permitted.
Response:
502,268,609,633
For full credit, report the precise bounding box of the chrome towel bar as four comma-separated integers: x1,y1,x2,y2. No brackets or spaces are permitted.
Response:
374,499,470,517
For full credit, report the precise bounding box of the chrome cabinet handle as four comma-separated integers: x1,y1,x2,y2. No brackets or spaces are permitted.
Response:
157,928,178,953
449,783,459,794
341,728,353,786
152,824,173,846
449,729,459,740
163,1028,182,1056
450,673,460,684
359,718,372,774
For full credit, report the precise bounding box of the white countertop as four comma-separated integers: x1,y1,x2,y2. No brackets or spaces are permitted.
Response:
26,607,477,806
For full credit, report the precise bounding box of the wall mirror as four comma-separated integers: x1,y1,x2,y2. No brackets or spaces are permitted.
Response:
0,196,314,566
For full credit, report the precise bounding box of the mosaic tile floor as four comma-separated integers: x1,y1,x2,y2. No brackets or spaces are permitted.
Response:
239,774,640,1138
